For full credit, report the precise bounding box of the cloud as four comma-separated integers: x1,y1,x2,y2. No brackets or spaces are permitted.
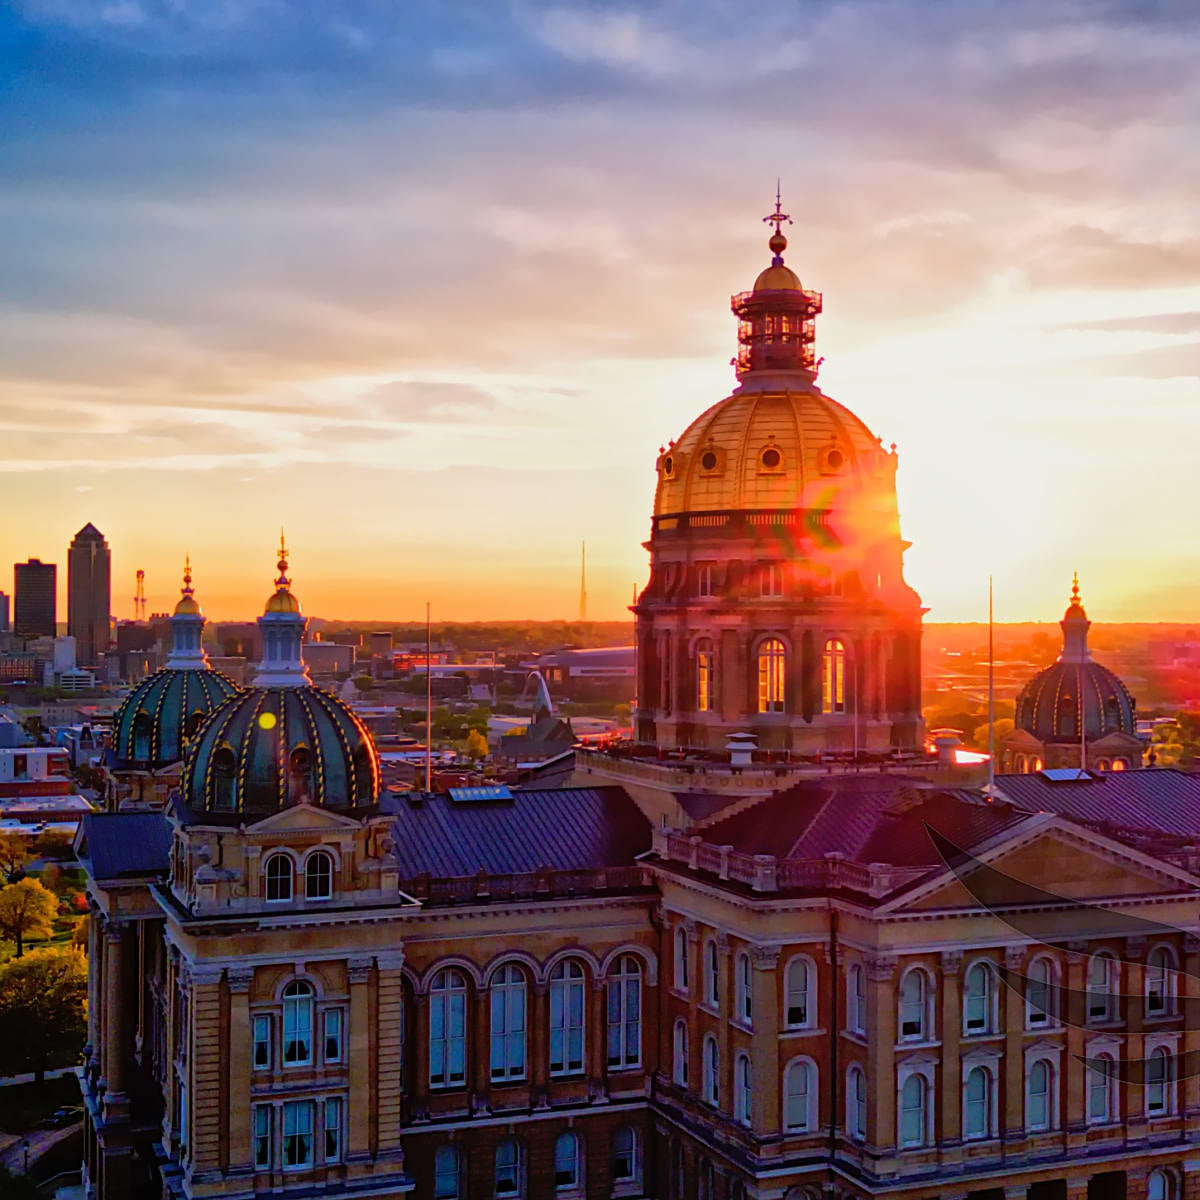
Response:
1059,311,1200,335
360,380,498,422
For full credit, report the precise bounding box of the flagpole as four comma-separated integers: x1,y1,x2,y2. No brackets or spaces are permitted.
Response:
987,575,995,800
425,600,432,792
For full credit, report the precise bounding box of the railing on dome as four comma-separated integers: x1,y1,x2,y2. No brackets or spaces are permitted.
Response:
731,288,823,375
651,507,834,536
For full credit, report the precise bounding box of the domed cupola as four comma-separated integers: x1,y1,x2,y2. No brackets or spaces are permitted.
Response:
109,560,238,770
1014,575,1137,744
635,195,925,756
181,537,380,817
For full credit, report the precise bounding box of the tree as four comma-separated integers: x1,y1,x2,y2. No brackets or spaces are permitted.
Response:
41,863,63,894
0,878,58,957
0,947,87,1082
613,702,632,724
465,729,489,761
973,719,1015,753
352,674,374,692
0,831,29,882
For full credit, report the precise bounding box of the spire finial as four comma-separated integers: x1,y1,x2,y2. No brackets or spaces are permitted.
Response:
1070,570,1080,606
763,182,792,264
276,528,290,589
181,554,193,598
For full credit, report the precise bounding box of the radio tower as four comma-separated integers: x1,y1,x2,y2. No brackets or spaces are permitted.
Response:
579,541,587,622
134,569,146,621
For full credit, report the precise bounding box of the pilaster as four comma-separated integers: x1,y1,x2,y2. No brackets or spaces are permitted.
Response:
347,956,373,1160
225,968,254,1173
749,946,780,1137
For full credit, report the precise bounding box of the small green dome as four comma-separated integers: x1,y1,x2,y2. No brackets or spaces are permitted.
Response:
111,668,238,770
183,686,380,817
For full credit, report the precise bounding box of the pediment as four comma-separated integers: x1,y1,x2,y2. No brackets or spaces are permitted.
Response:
245,803,362,834
1002,728,1043,750
882,815,1200,915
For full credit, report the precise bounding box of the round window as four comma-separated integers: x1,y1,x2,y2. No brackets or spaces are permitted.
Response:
826,449,844,470
662,455,674,476
701,451,718,471
761,448,781,469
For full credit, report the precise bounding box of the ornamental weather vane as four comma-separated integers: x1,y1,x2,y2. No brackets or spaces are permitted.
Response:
763,181,792,264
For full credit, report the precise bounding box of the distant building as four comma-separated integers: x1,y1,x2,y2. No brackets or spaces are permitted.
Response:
14,557,56,638
1002,576,1143,773
303,640,355,675
68,522,112,666
0,589,8,632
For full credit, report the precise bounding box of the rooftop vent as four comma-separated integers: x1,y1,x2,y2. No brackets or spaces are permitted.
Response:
448,785,514,804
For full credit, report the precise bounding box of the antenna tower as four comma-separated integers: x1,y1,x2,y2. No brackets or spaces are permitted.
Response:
579,541,587,623
135,569,146,621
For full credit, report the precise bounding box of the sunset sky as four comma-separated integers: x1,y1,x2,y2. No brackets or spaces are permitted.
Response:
4,1,1200,624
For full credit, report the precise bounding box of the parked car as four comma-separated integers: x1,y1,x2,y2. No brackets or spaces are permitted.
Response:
40,1106,83,1128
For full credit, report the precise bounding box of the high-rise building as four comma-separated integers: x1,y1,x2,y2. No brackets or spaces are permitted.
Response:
0,589,9,632
68,523,111,666
13,558,56,638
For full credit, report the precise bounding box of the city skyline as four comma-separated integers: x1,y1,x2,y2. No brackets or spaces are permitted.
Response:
4,1,1200,622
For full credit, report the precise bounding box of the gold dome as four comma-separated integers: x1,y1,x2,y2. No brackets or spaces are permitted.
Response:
753,262,801,292
264,588,302,615
653,388,887,517
173,593,201,617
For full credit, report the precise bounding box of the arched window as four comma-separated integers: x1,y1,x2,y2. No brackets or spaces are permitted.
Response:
784,1059,814,1131
212,746,237,811
1148,1170,1174,1200
1088,1054,1115,1124
847,963,866,1035
304,850,333,901
785,956,814,1028
281,980,314,1066
1147,1046,1171,1115
1147,946,1176,1016
696,639,715,713
1112,758,1127,771
705,939,720,1008
612,1126,640,1187
429,968,467,1089
606,955,641,1070
847,1065,867,1140
489,964,526,1081
735,1052,752,1126
760,561,784,597
963,1065,991,1140
899,969,928,1041
1027,1059,1054,1131
434,1144,462,1200
553,1131,580,1191
1087,954,1116,1022
495,1138,523,1198
696,563,714,598
736,952,753,1025
673,1019,689,1087
963,961,993,1035
185,710,206,740
549,959,585,1076
1026,956,1055,1028
265,853,293,903
702,1035,719,1106
674,926,689,992
822,639,846,714
757,638,786,713
899,1074,927,1147
132,713,152,762
288,746,313,800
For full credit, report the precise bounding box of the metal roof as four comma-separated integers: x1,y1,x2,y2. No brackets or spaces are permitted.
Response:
77,812,172,879
381,786,650,879
989,768,1200,839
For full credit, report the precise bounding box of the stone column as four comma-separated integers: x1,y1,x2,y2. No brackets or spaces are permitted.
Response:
375,955,406,1157
865,954,897,1152
532,981,550,1107
102,920,130,1121
411,991,429,1120
226,968,254,1173
189,964,225,1174
1065,1175,1090,1200
588,978,608,1102
1003,946,1026,1143
474,978,493,1113
86,903,101,1074
1184,935,1200,1133
1064,946,1087,1138
750,946,780,1137
939,950,963,1151
715,933,732,1109
347,957,374,1159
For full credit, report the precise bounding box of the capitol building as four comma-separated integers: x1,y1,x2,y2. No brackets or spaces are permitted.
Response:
77,205,1200,1200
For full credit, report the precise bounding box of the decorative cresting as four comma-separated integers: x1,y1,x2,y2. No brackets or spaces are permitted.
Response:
109,560,237,769
1014,575,1136,743
182,537,380,815
636,196,925,753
